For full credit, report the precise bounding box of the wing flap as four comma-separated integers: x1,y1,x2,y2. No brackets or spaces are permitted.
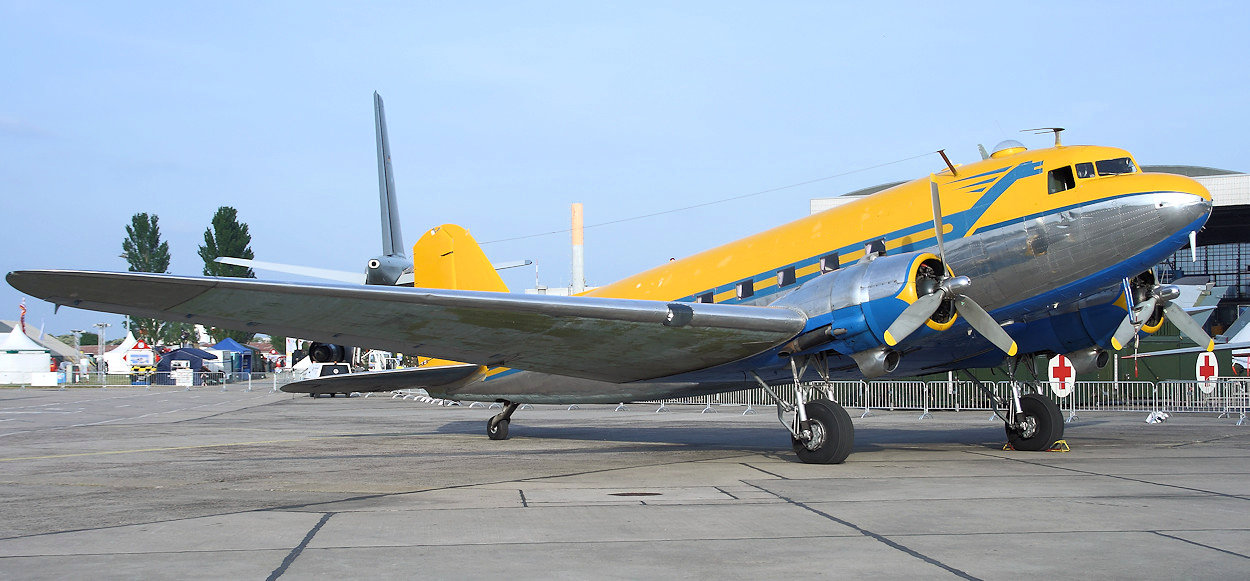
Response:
9,270,807,383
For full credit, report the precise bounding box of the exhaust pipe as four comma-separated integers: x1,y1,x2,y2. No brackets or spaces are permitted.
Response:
1064,347,1109,374
851,346,900,379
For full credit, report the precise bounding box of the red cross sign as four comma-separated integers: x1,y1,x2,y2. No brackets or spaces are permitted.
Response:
1195,352,1218,394
1048,354,1075,398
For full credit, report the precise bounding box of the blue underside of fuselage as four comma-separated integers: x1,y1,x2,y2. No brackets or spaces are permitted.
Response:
661,208,1207,384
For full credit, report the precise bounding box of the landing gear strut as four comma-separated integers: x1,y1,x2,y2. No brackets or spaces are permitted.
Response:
487,401,519,440
961,362,1064,451
752,355,855,464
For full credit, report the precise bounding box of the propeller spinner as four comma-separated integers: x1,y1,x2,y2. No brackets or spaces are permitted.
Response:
1110,277,1214,352
882,178,1018,356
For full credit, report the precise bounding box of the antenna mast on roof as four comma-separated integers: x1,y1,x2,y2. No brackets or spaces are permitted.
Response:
1023,127,1065,147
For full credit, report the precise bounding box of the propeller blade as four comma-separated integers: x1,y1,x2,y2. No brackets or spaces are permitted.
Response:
1109,313,1139,351
952,295,1017,356
930,178,947,264
1110,296,1158,351
884,291,946,346
1163,302,1215,351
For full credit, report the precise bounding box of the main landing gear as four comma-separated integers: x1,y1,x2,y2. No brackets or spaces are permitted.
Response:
962,361,1064,452
752,355,855,464
487,401,519,440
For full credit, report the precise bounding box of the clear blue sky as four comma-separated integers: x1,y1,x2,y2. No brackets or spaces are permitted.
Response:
2,1,1247,338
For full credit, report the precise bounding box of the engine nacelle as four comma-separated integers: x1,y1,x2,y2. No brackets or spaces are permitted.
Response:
308,342,348,363
366,254,410,286
771,251,952,377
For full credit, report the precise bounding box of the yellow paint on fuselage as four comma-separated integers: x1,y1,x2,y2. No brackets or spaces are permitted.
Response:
583,145,1210,305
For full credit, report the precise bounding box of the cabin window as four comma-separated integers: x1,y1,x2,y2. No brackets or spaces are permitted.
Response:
819,253,839,273
696,292,713,304
1096,157,1137,176
736,279,754,299
777,267,796,287
1048,165,1075,194
1075,162,1095,179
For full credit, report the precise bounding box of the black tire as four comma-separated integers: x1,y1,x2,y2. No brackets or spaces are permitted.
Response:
1005,393,1062,451
487,417,510,440
792,399,855,464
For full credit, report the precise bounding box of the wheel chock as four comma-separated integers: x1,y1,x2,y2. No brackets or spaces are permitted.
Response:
1001,439,1070,452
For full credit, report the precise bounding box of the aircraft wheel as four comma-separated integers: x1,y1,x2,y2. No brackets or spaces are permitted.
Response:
487,417,510,440
792,398,854,464
1006,393,1062,451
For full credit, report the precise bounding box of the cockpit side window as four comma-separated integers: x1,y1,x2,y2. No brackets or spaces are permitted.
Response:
1048,165,1075,194
1075,162,1095,179
1096,157,1136,176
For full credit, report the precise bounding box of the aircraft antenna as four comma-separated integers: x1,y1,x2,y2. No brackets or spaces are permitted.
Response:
1023,127,1065,147
937,149,958,176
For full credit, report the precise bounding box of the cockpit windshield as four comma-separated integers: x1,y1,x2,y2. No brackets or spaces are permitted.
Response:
1096,157,1136,176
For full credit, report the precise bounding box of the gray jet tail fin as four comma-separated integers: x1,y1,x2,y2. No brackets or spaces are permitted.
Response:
375,91,404,258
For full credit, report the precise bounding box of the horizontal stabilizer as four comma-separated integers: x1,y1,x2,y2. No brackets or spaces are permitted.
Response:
282,363,481,394
215,257,362,284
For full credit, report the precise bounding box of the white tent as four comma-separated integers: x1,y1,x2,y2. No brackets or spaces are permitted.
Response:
0,324,52,384
101,331,138,374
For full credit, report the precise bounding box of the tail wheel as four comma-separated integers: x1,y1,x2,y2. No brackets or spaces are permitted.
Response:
792,399,855,464
487,417,510,440
1005,393,1064,451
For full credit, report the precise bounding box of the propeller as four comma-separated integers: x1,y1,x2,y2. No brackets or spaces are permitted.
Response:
1109,282,1214,352
883,177,1018,356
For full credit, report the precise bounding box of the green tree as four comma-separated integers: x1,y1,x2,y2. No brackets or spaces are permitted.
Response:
198,206,257,344
120,213,187,343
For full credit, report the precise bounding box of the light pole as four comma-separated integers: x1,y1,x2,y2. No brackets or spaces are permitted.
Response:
93,322,111,376
70,329,84,382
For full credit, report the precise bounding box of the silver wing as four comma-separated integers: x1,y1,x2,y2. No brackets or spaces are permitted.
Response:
1123,341,1250,359
8,270,807,383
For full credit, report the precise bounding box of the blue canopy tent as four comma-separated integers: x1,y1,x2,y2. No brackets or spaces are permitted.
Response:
153,348,218,385
211,338,254,374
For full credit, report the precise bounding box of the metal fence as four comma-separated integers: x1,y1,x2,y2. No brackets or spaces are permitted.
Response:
13,371,1250,424
649,379,1250,423
19,370,303,392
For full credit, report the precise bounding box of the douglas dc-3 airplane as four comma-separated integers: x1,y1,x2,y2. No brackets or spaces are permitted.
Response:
7,129,1215,464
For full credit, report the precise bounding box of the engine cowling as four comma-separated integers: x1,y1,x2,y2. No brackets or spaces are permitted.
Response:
308,342,348,363
771,251,955,376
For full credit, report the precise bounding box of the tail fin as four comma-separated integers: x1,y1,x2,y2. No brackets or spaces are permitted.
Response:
375,91,404,258
412,224,509,292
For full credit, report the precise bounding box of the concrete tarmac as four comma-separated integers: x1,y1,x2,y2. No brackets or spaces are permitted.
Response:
0,386,1247,580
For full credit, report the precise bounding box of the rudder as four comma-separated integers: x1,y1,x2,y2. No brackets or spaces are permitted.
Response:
411,224,509,292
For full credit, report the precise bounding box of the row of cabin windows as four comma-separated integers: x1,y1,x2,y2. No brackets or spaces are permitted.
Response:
695,252,840,303
1048,156,1138,194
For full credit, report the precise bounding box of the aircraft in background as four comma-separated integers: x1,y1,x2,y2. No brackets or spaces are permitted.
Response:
215,93,528,368
216,92,530,287
8,129,1215,463
1126,305,1250,365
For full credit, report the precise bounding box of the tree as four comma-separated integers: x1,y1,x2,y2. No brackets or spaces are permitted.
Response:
198,206,257,343
120,213,187,343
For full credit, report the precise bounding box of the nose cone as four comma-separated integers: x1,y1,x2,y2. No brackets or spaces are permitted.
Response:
1151,173,1212,232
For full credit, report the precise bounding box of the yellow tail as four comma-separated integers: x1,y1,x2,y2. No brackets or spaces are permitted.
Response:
411,224,509,292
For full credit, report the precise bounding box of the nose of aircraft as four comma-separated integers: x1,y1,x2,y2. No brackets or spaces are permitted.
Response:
1147,173,1212,234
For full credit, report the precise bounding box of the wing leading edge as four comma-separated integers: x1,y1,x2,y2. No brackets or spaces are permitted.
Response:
8,270,807,383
